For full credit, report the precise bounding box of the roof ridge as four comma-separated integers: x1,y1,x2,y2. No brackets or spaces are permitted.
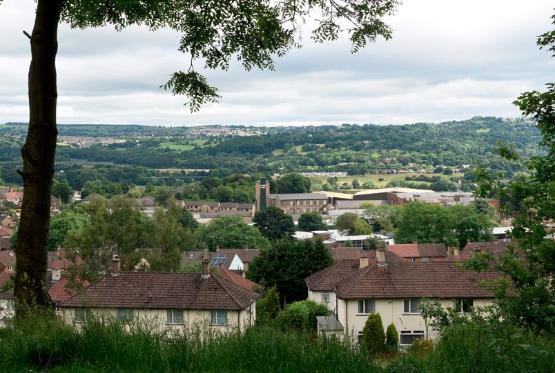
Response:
212,273,254,309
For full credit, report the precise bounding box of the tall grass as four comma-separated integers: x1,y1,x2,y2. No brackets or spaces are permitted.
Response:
0,316,553,372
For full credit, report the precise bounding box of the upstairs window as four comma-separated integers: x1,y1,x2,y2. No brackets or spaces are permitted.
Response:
75,308,92,323
357,299,375,314
210,310,228,326
455,299,474,313
117,308,135,323
167,309,184,324
321,292,330,304
404,298,421,314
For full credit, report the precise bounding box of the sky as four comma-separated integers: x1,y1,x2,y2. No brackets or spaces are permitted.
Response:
0,0,553,126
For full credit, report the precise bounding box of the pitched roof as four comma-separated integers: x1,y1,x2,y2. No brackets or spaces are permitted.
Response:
0,269,12,289
0,276,88,303
336,261,501,299
388,244,419,258
59,272,259,310
0,227,13,237
306,260,360,291
0,237,11,250
461,241,511,260
417,243,447,258
218,268,259,292
181,251,237,269
217,249,261,264
330,247,364,261
269,193,327,200
0,250,16,267
3,191,23,200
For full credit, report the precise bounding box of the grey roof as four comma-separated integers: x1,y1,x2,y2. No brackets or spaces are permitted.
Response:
269,193,327,200
317,316,344,332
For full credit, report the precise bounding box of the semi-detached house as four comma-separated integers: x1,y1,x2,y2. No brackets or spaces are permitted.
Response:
306,249,502,346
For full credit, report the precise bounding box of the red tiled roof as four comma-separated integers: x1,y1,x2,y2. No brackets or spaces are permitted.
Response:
461,241,511,260
218,268,259,292
330,247,363,261
0,237,11,250
60,272,259,310
388,244,419,258
0,276,88,303
3,191,23,201
417,243,447,257
0,250,16,267
363,250,404,263
0,227,12,237
306,260,361,292
336,261,501,299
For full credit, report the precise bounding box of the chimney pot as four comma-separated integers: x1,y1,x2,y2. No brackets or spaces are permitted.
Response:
112,254,121,276
201,251,211,279
376,248,387,266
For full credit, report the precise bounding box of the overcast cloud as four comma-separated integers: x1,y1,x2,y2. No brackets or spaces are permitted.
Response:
0,0,553,126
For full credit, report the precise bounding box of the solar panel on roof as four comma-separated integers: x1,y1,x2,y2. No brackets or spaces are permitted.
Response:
211,255,226,267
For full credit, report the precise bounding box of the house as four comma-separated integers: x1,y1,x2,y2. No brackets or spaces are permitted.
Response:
1,216,16,229
215,248,261,273
136,196,156,217
0,250,16,273
3,191,23,204
181,251,244,272
387,243,448,262
0,237,11,251
58,257,258,333
306,249,501,345
0,226,12,238
184,201,220,213
461,241,512,263
0,276,87,324
266,193,328,217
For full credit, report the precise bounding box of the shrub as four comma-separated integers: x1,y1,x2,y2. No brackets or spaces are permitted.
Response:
406,339,433,357
256,287,280,326
359,313,386,356
385,323,399,352
276,300,329,334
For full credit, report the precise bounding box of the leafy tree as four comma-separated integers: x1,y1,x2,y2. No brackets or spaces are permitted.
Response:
472,13,555,333
253,207,295,240
363,236,386,251
385,323,399,352
51,179,72,204
353,218,373,235
10,0,398,311
48,209,89,251
276,300,329,334
247,239,332,304
298,212,326,232
256,287,281,327
195,216,270,251
276,173,311,193
152,186,174,207
352,179,361,189
179,209,198,231
359,313,386,356
364,204,400,232
361,181,376,189
210,185,234,202
335,212,358,234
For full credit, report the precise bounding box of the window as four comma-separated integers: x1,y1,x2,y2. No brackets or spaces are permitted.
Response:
210,310,228,325
357,299,375,314
167,309,184,324
321,292,330,304
403,298,421,314
455,299,474,313
75,308,91,323
400,330,425,345
117,308,135,322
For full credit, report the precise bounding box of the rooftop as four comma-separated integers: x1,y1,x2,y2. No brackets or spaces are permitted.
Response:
60,272,259,310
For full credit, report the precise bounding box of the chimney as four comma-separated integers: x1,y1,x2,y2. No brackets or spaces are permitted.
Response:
447,246,460,257
359,255,369,268
201,251,211,279
376,248,387,266
112,254,121,276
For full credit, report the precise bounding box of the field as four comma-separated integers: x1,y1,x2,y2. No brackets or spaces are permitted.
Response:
308,172,463,189
159,139,210,151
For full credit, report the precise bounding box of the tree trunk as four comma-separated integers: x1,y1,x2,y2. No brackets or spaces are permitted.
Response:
15,0,63,315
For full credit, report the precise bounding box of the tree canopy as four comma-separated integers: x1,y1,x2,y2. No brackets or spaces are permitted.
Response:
253,207,295,240
195,216,270,251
